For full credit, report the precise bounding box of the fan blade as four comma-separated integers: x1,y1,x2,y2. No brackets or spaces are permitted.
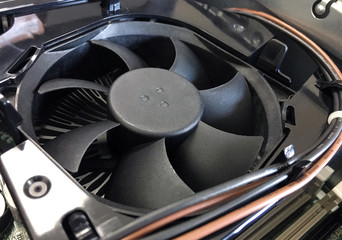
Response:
106,139,194,209
170,38,209,89
199,72,254,135
172,122,263,191
37,78,109,95
91,40,147,70
43,120,119,173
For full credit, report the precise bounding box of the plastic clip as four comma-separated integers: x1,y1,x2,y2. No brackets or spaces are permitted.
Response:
328,111,342,124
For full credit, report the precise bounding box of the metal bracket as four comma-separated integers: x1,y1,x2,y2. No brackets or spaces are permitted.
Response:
0,140,131,239
0,0,88,17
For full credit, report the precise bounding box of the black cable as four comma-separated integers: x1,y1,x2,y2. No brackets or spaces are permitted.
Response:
214,9,342,239
107,163,285,239
222,202,277,240
286,117,342,165
109,11,342,240
188,11,342,240
222,95,342,240
143,170,290,240
225,10,342,167
143,12,342,240
217,17,342,239
285,118,339,165
285,66,342,165
221,114,342,240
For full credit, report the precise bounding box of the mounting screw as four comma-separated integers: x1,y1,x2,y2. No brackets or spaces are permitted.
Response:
284,144,295,159
24,176,51,199
312,0,337,19
314,3,326,15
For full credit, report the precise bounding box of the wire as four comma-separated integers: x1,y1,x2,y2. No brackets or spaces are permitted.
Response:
142,171,289,240
108,8,342,240
227,9,342,167
175,131,342,239
121,180,266,240
176,125,342,239
222,202,277,240
199,9,342,239
174,8,342,239
108,164,284,239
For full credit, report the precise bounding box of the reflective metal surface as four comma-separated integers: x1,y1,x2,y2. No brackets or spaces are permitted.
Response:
0,1,337,238
0,0,273,83
258,0,342,60
0,140,132,239
0,2,104,80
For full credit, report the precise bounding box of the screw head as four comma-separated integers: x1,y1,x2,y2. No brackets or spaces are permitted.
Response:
284,144,295,159
314,4,326,15
24,176,51,199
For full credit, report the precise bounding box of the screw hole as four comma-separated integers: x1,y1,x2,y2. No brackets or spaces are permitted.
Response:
34,186,42,193
24,176,51,199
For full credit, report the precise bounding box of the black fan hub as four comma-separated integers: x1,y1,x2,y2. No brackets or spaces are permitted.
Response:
108,68,203,138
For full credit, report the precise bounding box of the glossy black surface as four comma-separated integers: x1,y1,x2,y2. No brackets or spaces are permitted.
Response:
15,10,282,211
0,1,336,239
0,0,88,16
0,2,104,79
0,0,271,81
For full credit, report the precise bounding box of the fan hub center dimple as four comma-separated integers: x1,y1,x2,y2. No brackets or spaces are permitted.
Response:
108,68,203,137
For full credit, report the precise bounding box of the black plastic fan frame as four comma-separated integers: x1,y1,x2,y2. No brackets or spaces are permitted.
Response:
15,21,283,210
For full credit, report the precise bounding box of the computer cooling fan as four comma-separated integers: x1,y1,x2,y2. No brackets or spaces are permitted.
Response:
1,2,342,239
17,26,282,210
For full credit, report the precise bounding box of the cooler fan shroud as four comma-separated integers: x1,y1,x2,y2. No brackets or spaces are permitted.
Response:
15,20,284,211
